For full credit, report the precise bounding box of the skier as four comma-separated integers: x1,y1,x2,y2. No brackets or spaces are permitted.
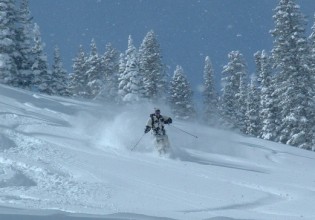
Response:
144,108,172,154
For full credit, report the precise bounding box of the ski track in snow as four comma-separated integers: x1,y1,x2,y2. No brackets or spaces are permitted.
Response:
0,85,314,219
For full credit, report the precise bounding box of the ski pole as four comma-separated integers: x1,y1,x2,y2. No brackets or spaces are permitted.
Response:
131,133,146,151
169,124,198,138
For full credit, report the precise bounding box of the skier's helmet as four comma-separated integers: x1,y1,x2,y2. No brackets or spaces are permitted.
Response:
154,108,161,115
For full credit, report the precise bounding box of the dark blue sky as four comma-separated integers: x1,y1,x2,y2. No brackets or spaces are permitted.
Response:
28,0,315,98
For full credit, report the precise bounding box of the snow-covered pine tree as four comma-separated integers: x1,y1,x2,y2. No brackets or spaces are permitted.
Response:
139,30,167,102
245,76,260,136
85,39,103,99
237,62,248,132
98,43,119,102
271,0,314,149
51,46,69,96
69,45,88,98
309,13,315,77
32,23,51,94
308,14,315,149
220,51,247,130
117,53,126,103
310,14,315,83
255,51,278,141
15,0,34,89
202,56,219,126
169,65,195,120
0,0,18,85
118,35,144,103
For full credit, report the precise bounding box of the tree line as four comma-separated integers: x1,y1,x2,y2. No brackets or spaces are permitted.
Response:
0,0,314,150
213,0,315,150
0,0,196,119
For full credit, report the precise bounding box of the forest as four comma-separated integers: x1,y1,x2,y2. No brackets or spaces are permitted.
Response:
0,0,314,150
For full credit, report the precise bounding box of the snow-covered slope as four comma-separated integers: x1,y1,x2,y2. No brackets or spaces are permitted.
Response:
0,84,315,220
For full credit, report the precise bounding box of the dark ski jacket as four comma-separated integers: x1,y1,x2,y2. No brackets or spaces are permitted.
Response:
145,114,172,135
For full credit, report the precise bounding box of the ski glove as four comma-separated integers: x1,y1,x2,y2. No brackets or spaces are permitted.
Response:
144,126,151,133
165,118,172,124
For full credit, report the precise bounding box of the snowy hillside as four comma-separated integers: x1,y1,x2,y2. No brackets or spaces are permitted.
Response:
0,84,315,220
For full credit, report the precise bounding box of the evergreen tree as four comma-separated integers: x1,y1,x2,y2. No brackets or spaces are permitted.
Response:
117,53,126,103
255,51,278,140
245,76,260,136
15,0,34,89
220,51,247,129
308,14,315,148
237,63,248,132
32,23,51,94
202,56,219,126
85,39,102,99
271,0,314,149
99,43,119,102
309,13,315,78
169,65,195,120
70,45,88,98
118,35,143,103
139,30,167,102
0,0,18,85
51,46,69,96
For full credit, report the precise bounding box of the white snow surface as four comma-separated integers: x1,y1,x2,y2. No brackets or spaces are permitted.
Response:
0,84,314,220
